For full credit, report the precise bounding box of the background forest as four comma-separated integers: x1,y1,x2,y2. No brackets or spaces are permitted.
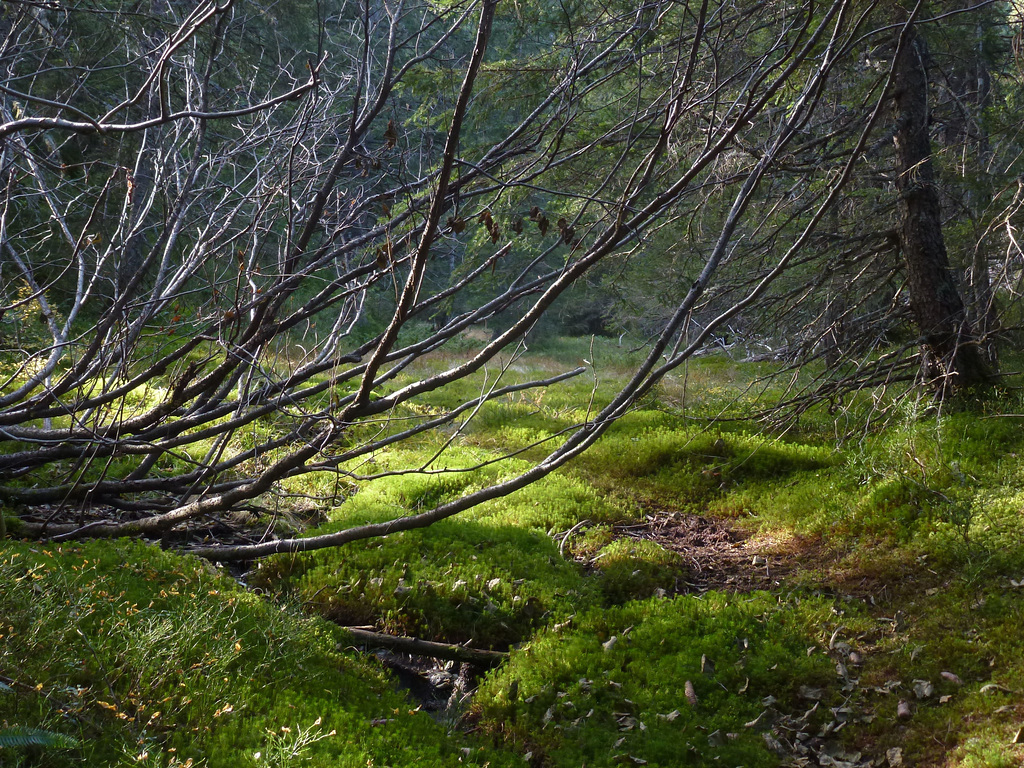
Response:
2,0,1024,765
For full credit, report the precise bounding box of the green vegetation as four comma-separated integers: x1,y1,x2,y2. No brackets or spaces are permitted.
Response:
4,0,1024,762
0,540,519,767
5,345,1024,766
477,593,840,768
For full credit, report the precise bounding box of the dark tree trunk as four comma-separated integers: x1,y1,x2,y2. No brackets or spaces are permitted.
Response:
892,24,991,395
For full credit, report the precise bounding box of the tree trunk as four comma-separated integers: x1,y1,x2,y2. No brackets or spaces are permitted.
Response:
892,24,991,395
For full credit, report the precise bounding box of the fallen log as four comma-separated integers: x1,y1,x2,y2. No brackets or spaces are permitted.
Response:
338,627,507,666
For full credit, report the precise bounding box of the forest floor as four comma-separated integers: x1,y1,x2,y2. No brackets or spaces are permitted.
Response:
3,340,1024,768
607,509,822,593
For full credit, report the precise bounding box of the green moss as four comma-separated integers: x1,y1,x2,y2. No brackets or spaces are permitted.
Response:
591,538,683,604
476,592,840,768
0,540,521,767
7,346,1024,766
254,515,594,648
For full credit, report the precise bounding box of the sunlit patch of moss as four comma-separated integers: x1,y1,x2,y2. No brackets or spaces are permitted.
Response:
707,467,853,533
571,523,616,555
329,449,507,515
962,491,1024,565
0,540,521,767
843,572,1024,765
253,512,595,648
953,738,1024,768
472,472,631,531
574,416,834,510
651,355,803,417
279,469,356,508
476,591,841,768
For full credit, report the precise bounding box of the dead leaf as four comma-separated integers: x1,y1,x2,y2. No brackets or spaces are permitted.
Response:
829,626,846,649
798,701,819,723
833,705,854,722
684,680,698,707
375,238,393,268
886,747,903,767
383,119,397,148
940,671,962,685
913,680,934,699
897,700,913,720
980,683,1012,695
761,732,786,757
744,708,775,730
557,217,575,244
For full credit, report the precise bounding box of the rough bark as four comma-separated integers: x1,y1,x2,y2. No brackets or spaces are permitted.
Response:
892,23,991,394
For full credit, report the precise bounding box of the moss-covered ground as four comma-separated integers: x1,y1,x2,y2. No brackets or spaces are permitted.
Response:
3,337,1024,767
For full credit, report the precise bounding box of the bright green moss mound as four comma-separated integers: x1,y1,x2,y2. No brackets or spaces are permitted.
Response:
253,515,595,649
477,592,840,768
0,540,519,767
574,413,835,510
